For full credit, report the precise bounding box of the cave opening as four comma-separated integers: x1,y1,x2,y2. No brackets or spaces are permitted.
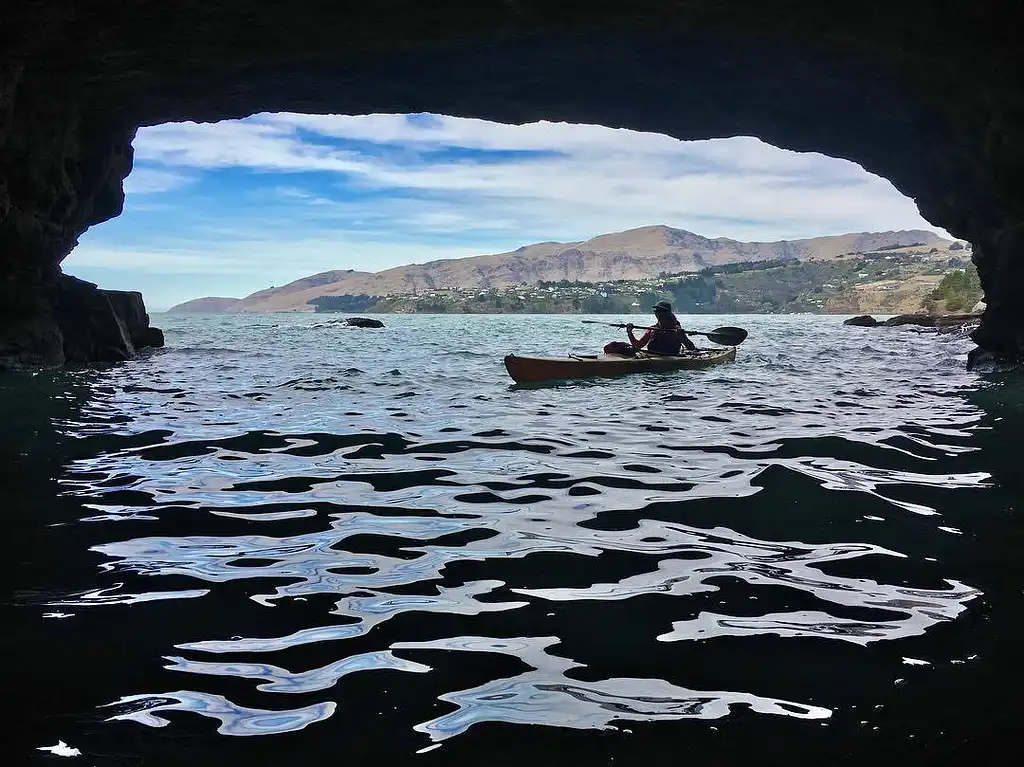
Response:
61,112,963,317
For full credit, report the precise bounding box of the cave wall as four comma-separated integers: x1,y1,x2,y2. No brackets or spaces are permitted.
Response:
2,0,1023,364
0,103,136,366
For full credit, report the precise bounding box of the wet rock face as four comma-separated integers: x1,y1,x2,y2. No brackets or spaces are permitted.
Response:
970,228,1024,359
2,1,1023,365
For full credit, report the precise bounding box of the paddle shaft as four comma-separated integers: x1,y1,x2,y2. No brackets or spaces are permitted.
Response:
580,320,748,346
582,320,709,337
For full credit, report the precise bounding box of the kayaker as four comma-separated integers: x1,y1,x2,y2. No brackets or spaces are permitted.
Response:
627,300,697,355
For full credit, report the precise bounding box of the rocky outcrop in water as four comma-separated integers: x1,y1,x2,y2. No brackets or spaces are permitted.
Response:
59,277,164,365
844,315,881,327
2,1,1023,366
886,313,982,328
0,275,164,369
845,313,983,330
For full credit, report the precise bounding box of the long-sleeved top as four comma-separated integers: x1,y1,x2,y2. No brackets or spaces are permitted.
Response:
628,324,696,354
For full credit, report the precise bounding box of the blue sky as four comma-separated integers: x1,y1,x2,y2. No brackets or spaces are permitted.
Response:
65,113,950,310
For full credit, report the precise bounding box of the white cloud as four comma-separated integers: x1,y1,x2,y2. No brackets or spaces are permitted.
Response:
130,113,945,243
70,236,506,278
123,167,196,194
68,247,250,275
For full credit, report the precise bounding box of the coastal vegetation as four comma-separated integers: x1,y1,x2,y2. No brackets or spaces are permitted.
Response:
307,251,980,315
925,268,983,312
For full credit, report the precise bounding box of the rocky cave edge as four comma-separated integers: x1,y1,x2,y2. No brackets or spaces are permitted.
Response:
2,0,1023,367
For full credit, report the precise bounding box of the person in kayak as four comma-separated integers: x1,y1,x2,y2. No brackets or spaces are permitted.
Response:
626,300,697,355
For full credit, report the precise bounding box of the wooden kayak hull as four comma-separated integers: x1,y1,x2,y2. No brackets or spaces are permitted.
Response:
504,347,737,384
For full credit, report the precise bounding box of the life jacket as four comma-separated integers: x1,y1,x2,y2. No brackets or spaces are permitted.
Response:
646,323,683,355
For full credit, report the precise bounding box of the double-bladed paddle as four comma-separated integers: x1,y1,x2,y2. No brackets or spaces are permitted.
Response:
581,320,748,346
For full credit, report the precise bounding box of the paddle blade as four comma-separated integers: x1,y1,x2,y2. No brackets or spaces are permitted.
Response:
705,326,748,346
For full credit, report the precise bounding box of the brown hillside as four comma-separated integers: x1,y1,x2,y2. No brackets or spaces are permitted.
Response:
195,226,949,312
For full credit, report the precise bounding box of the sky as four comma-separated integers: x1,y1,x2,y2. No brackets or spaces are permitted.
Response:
64,112,950,311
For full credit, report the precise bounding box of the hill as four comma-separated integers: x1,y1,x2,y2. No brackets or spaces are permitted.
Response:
179,225,951,312
335,247,977,316
168,297,242,313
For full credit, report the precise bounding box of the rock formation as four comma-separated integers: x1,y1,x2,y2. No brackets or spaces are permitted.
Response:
2,1,1023,365
844,315,881,327
1,275,164,369
884,313,982,328
844,313,983,330
343,317,385,328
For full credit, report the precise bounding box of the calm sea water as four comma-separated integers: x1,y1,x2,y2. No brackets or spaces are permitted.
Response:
4,313,1022,766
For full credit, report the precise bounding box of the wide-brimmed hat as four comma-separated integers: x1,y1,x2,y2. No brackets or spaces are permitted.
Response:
652,300,672,312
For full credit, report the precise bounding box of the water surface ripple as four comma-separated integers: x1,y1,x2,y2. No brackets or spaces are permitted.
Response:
7,314,1021,766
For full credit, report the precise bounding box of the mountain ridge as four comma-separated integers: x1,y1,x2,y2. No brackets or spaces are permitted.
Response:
168,225,952,312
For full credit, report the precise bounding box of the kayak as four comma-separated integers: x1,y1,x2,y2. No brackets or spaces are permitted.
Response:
504,347,736,384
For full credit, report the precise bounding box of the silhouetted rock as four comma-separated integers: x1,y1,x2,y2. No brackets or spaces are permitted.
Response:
6,275,170,368
54,276,135,363
103,289,154,349
137,326,165,348
844,315,880,327
344,317,385,328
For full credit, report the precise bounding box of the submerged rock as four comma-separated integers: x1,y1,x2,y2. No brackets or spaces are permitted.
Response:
844,315,881,327
344,317,385,328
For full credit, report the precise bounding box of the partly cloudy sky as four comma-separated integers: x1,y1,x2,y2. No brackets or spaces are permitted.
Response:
65,112,949,310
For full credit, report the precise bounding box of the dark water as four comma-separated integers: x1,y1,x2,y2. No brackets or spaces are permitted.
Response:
4,314,1022,766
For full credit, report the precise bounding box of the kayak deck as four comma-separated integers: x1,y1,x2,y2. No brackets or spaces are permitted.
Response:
504,347,736,384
